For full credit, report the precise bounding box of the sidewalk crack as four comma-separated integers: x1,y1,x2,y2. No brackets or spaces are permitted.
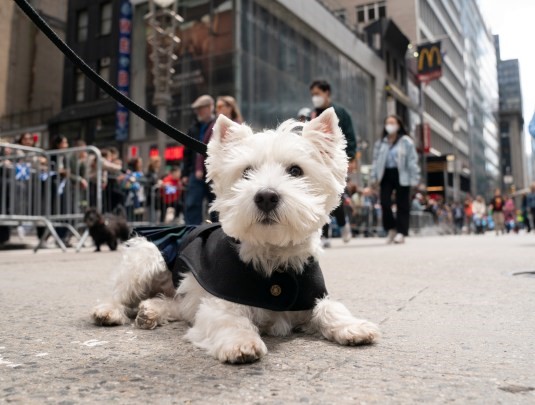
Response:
379,286,429,325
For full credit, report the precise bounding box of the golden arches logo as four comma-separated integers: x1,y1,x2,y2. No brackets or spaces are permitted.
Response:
418,46,442,72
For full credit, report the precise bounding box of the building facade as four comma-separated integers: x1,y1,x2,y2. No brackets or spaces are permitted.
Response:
0,0,68,147
321,0,502,200
127,0,385,168
494,35,527,193
461,1,500,198
50,0,126,147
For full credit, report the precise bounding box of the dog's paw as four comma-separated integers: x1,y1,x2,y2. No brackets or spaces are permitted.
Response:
329,320,380,346
134,302,161,330
91,303,129,326
216,338,268,364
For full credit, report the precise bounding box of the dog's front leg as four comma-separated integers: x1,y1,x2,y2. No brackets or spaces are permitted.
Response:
310,297,380,346
135,295,182,330
185,298,267,364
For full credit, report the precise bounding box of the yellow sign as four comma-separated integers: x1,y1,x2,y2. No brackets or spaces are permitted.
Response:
418,46,442,71
417,41,443,82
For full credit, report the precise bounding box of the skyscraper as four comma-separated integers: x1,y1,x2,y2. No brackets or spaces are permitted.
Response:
495,35,527,193
321,0,500,198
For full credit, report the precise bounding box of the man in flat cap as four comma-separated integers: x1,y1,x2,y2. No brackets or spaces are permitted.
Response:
182,94,215,225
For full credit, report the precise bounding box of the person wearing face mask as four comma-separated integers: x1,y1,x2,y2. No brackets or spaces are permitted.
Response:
182,95,216,225
309,80,357,247
370,115,420,244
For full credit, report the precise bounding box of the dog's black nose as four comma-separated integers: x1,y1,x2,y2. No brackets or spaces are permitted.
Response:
254,189,280,213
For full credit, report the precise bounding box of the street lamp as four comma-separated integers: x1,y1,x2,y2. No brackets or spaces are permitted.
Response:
145,0,183,172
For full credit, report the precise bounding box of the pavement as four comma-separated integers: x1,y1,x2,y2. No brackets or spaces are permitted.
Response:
0,232,534,404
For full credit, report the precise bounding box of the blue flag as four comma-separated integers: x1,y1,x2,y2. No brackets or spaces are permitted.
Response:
15,163,31,181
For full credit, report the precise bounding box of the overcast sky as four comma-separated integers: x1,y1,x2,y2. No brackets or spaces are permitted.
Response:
478,0,534,156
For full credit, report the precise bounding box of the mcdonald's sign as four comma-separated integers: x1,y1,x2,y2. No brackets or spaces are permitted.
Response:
417,41,442,83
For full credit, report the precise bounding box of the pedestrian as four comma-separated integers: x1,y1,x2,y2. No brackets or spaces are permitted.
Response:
37,135,71,246
525,182,535,231
297,107,311,122
464,195,473,234
193,95,243,223
411,193,425,212
520,191,532,232
182,95,216,225
123,157,145,221
160,166,183,223
309,79,357,246
145,156,163,221
370,115,420,244
452,201,464,234
503,195,516,233
215,95,243,124
17,132,35,148
490,188,505,235
472,195,486,234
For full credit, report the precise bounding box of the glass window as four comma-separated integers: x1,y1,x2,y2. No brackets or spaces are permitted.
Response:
357,6,365,23
77,9,88,42
100,2,113,36
368,6,375,20
239,0,374,162
379,3,386,18
75,69,85,102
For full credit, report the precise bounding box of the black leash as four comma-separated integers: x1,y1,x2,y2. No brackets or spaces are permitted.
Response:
13,0,207,156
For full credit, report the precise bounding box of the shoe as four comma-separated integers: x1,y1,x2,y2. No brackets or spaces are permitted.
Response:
387,229,396,244
17,226,25,240
321,237,331,248
393,233,405,244
342,223,351,243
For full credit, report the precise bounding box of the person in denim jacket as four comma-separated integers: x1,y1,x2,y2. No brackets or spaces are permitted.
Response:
370,115,420,244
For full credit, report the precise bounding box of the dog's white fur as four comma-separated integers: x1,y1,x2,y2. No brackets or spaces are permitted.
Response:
91,108,380,363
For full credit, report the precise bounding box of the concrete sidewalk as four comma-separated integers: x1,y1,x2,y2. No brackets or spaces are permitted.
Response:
0,233,534,404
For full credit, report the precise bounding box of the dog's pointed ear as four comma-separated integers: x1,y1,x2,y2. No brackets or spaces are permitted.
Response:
210,114,244,145
302,107,347,160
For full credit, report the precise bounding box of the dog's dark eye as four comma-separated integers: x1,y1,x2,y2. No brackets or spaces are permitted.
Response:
287,165,303,177
243,166,253,179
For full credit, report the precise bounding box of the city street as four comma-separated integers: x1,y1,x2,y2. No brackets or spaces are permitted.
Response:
1,233,534,404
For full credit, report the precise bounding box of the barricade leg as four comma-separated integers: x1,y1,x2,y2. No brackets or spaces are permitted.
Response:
34,218,67,253
76,229,90,253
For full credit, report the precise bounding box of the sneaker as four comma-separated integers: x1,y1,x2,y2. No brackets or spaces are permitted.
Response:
342,223,351,243
393,233,405,244
16,225,25,240
387,229,396,244
320,237,331,248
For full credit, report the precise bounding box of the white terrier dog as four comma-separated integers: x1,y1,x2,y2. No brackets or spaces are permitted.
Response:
91,108,380,363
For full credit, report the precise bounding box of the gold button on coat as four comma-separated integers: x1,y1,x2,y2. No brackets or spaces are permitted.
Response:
270,284,282,296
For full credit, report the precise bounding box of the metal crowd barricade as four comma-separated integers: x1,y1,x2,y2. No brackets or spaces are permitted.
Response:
409,211,435,235
96,173,185,227
0,143,103,252
148,182,185,226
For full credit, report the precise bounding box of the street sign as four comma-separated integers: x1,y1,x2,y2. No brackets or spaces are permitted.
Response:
417,41,442,83
422,123,431,153
115,0,132,142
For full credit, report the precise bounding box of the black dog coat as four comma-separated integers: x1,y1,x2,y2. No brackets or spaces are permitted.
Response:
135,223,328,311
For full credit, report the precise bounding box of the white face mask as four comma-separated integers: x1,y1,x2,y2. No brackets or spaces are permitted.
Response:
311,95,325,108
385,124,399,134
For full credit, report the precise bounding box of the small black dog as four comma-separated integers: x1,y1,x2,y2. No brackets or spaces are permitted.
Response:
83,208,130,252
